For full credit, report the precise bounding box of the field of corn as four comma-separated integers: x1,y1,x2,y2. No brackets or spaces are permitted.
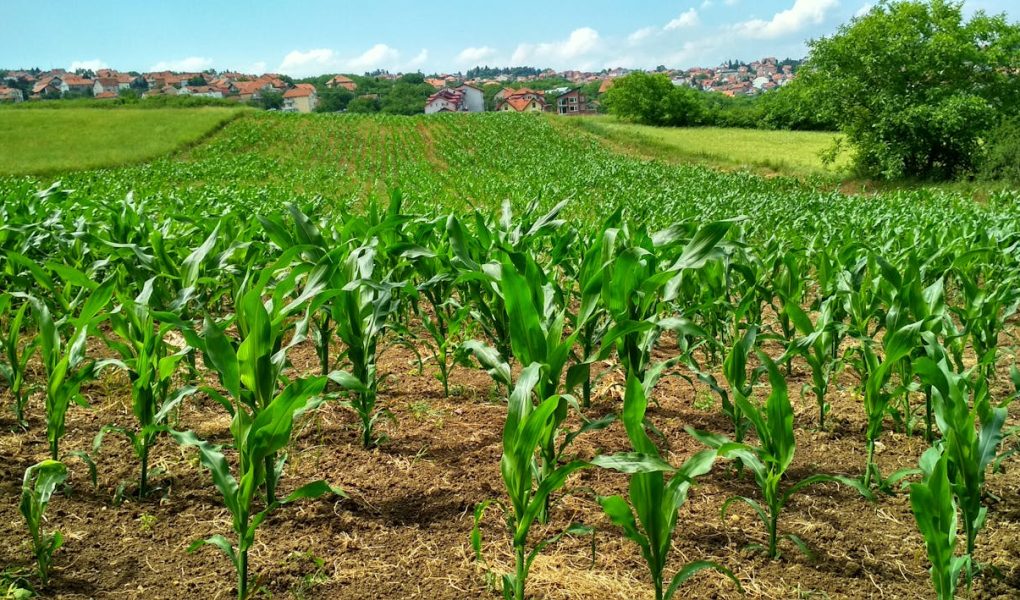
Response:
1,112,1019,599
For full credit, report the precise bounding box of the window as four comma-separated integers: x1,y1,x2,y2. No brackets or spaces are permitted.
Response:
568,96,577,103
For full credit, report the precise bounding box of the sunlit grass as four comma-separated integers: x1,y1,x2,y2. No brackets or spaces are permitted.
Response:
563,116,850,178
0,107,244,175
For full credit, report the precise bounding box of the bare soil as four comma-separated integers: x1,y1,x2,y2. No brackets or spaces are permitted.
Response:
1,334,1019,600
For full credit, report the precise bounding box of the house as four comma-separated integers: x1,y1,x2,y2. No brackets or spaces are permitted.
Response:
95,91,119,99
555,88,597,116
182,85,224,98
61,75,94,95
495,88,547,113
282,83,318,112
0,86,24,102
32,76,62,96
116,74,136,89
235,81,268,102
425,78,447,89
453,84,484,112
326,75,357,91
424,88,468,114
93,77,121,96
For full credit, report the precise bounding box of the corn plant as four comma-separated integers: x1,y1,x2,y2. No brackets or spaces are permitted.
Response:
321,241,411,448
689,352,871,558
910,447,969,600
472,363,669,600
598,374,741,600
19,460,68,586
186,268,320,503
690,325,759,444
782,298,844,429
93,277,197,497
951,269,1019,381
16,279,115,460
462,252,613,522
854,319,926,489
0,294,37,427
600,219,735,386
914,338,1007,561
171,375,341,600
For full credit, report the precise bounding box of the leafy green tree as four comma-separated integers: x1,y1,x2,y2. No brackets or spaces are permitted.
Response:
249,90,283,110
187,75,206,86
800,0,1020,179
315,88,354,112
604,72,705,126
347,95,380,113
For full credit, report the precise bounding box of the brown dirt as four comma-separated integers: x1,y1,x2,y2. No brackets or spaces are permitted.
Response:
1,333,1019,600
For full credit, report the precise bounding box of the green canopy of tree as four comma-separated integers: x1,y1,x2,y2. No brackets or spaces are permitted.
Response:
800,0,1020,179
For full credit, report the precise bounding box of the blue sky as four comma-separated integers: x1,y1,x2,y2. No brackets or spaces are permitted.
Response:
4,0,1017,75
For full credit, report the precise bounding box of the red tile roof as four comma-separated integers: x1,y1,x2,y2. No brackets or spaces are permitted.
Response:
283,83,316,98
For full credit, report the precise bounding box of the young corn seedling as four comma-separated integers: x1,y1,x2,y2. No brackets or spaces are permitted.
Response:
172,376,341,600
93,277,197,497
910,447,969,600
914,338,1007,563
781,298,844,430
689,325,760,445
472,363,669,600
17,279,115,460
322,242,411,448
19,460,68,586
0,294,38,427
598,374,741,600
600,219,735,387
462,252,613,523
689,352,871,559
187,267,320,503
856,318,928,490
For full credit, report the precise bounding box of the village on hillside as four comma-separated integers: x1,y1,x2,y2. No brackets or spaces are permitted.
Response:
0,57,798,114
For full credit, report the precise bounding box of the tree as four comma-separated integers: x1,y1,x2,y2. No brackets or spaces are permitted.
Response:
187,75,206,86
800,0,1020,179
603,72,706,126
249,91,283,110
347,95,380,113
315,88,354,112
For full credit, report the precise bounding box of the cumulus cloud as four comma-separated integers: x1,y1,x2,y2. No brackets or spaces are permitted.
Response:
347,43,400,71
628,27,658,43
511,27,601,69
69,59,109,72
665,9,700,30
456,46,497,65
149,56,215,71
732,0,839,39
276,44,406,76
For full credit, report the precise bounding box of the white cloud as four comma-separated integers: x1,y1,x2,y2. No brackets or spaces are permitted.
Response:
732,0,839,39
511,27,601,69
347,43,400,72
149,56,215,72
69,59,109,72
701,0,714,8
665,9,700,30
627,27,658,43
248,61,268,74
456,46,497,65
855,2,873,17
406,49,429,70
278,48,338,75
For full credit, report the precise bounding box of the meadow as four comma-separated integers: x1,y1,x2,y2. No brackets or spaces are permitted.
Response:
562,116,850,177
0,111,1018,600
0,107,243,175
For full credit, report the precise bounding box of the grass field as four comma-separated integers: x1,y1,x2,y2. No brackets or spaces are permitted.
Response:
0,107,243,175
563,116,850,177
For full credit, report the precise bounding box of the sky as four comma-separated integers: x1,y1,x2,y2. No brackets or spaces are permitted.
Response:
3,0,1017,76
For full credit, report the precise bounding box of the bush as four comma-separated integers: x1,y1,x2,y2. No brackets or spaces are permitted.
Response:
604,72,705,127
978,116,1020,184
